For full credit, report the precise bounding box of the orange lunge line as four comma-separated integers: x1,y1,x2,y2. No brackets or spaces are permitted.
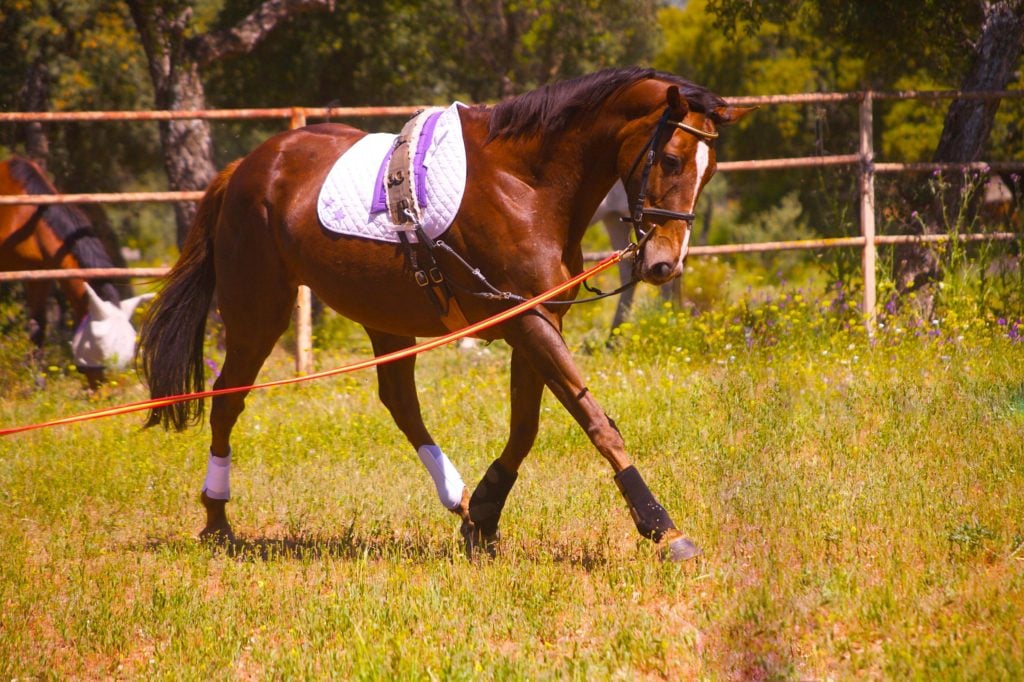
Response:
1,252,624,437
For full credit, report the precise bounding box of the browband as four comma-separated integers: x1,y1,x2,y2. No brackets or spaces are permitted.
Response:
671,120,719,141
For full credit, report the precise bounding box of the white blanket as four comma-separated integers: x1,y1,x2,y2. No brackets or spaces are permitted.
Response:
317,102,468,243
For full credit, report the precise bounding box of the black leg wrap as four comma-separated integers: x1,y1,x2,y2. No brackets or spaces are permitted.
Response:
468,460,519,537
614,465,676,542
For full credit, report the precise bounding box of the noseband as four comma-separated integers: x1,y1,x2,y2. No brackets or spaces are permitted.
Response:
622,107,719,242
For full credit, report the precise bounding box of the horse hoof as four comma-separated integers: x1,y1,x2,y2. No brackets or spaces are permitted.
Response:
199,522,235,547
460,520,500,559
661,532,701,562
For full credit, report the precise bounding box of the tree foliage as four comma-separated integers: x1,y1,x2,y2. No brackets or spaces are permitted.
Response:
0,0,157,189
1,0,1021,271
205,0,658,109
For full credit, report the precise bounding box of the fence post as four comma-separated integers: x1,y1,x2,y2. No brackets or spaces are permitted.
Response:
290,107,314,375
859,92,877,333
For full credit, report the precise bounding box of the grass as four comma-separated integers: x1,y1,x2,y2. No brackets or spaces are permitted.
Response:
1,269,1023,679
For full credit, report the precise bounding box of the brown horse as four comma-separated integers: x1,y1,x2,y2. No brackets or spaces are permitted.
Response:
141,67,753,560
0,157,151,385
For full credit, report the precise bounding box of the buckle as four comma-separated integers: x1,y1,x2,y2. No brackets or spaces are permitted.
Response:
414,270,429,287
429,267,444,284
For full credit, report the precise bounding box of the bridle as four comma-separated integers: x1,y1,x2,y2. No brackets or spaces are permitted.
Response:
622,107,719,243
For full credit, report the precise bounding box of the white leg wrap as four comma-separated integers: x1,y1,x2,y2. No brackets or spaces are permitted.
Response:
416,444,465,510
202,449,231,501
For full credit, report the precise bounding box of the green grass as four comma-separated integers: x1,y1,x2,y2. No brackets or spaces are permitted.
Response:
1,276,1023,679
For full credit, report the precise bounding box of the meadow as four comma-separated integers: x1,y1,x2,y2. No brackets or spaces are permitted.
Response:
1,259,1022,679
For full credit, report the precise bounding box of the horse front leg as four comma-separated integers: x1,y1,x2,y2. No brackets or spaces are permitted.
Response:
505,311,700,561
464,347,544,556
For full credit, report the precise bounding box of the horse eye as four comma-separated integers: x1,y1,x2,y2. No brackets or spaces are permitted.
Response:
661,154,682,173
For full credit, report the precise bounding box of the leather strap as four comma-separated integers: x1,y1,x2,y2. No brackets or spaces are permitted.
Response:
388,112,470,332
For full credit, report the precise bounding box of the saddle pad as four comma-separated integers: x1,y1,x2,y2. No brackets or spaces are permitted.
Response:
317,102,467,244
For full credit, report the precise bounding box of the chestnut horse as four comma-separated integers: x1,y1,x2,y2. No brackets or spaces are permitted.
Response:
141,67,752,560
0,157,151,385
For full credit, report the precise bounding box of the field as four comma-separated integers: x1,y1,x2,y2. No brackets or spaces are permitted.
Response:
1,267,1023,679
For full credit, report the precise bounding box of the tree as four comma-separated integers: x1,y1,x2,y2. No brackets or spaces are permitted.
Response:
207,0,658,110
895,1,1024,308
124,0,335,246
705,0,1024,312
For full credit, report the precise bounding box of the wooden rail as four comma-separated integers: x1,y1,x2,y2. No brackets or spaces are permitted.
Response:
3,89,1024,371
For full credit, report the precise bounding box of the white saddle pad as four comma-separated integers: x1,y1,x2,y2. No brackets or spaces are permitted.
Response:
317,102,468,243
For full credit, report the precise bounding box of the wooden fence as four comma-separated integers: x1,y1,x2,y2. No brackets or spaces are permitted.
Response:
2,91,1023,373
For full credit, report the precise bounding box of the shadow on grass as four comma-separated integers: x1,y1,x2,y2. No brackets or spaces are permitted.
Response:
136,524,457,564
134,526,647,569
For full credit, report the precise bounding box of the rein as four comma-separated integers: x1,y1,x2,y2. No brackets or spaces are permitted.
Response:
397,105,717,320
431,238,638,307
422,108,717,310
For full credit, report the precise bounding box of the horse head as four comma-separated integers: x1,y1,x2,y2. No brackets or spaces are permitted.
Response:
72,283,154,378
619,80,755,285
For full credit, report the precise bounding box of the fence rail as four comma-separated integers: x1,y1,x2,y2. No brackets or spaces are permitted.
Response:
3,89,1024,372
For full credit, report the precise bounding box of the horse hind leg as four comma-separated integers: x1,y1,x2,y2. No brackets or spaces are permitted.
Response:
364,329,472,537
604,216,636,337
200,283,297,544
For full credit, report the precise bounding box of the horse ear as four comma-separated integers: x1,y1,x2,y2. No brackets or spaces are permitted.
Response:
713,105,757,125
119,292,156,318
83,283,112,321
666,86,689,117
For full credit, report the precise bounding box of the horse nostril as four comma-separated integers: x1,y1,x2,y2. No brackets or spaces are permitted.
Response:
651,262,673,280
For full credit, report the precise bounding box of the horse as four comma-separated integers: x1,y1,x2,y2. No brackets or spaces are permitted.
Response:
140,67,753,561
0,157,153,386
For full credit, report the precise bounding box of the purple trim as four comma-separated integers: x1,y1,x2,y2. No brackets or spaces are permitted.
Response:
369,110,444,215
414,111,443,207
370,144,396,214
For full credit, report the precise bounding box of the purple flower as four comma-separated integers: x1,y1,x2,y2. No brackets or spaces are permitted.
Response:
1010,321,1023,343
998,317,1007,326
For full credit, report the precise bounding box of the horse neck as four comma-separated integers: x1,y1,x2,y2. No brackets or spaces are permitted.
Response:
496,118,627,251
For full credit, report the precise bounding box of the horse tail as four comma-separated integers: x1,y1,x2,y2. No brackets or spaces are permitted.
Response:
140,160,240,431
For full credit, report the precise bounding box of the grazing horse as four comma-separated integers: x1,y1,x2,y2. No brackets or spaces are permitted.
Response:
141,67,752,560
0,157,152,385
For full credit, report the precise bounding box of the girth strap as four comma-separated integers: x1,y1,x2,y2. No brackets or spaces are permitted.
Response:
386,116,421,228
388,112,470,332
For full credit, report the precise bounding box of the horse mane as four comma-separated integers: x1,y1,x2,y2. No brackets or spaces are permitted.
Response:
7,157,121,303
486,67,727,142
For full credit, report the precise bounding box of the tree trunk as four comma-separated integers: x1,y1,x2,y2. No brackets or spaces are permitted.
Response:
155,67,217,250
894,0,1024,314
126,0,335,248
20,58,51,167
125,1,215,248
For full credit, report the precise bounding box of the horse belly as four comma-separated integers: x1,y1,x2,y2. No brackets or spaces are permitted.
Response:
297,241,455,338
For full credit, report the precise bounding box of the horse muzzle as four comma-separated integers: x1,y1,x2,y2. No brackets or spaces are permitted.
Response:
634,224,689,285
